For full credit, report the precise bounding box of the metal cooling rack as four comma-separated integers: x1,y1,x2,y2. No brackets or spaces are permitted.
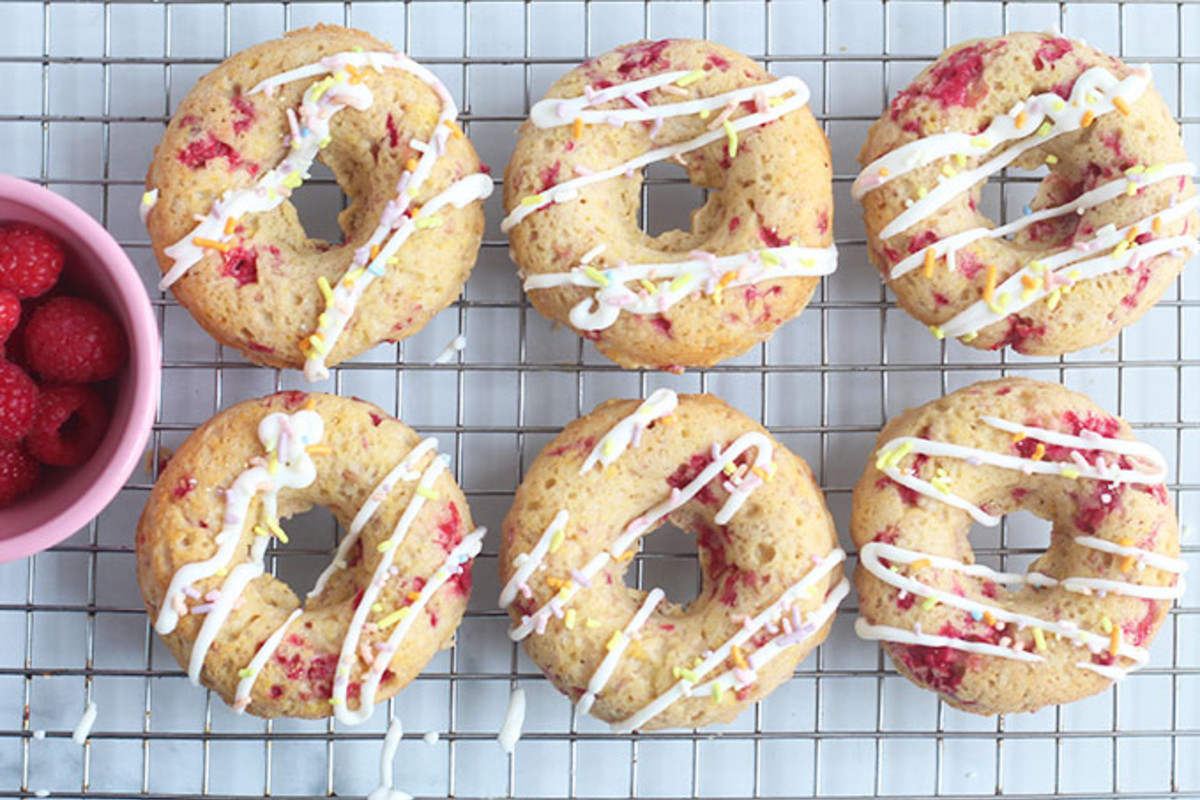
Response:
0,1,1198,799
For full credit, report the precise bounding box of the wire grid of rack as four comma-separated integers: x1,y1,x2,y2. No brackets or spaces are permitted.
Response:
0,1,1199,798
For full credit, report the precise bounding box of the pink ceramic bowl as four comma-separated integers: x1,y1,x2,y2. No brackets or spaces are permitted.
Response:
0,176,160,562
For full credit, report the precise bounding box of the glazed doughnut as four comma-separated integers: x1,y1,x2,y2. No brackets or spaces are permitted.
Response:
855,32,1198,354
499,390,846,730
503,39,836,370
137,391,483,722
143,25,491,380
851,378,1183,714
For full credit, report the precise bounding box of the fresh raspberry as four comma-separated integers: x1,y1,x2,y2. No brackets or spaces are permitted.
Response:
0,291,18,345
0,223,64,298
0,360,37,442
24,297,127,383
0,441,39,508
25,384,110,467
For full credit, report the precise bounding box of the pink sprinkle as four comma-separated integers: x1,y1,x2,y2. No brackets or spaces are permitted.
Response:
711,443,722,458
183,586,202,600
1070,451,1090,469
574,165,594,177
570,569,592,588
625,167,635,179
583,85,598,103
232,697,252,712
754,91,768,114
734,667,757,685
649,117,664,140
519,584,533,600
190,603,215,615
626,92,650,110
555,101,569,119
204,590,222,603
286,108,302,146
606,115,626,128
535,612,550,635
669,488,683,506
171,594,188,617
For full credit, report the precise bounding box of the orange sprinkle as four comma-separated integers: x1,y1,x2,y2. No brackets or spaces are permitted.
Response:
983,264,998,304
223,217,238,236
1109,626,1121,655
1119,537,1135,547
1015,111,1028,129
1152,216,1164,234
405,158,418,172
1021,274,1039,290
983,610,998,627
909,558,931,572
406,591,422,602
546,576,568,590
444,120,464,139
303,397,317,411
297,338,312,354
732,646,748,670
573,117,583,140
1120,555,1137,574
1080,109,1096,128
1125,225,1140,244
616,549,636,563
659,414,677,426
923,248,936,278
717,271,737,288
192,236,231,253
370,245,381,261
1113,96,1131,116
1011,431,1026,443
878,167,890,178
1031,442,1046,461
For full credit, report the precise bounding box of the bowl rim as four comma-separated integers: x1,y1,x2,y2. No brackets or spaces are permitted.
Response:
0,175,161,561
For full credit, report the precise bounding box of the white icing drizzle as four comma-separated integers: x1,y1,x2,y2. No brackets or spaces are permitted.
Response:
188,532,274,683
523,244,838,331
501,86,810,233
233,608,301,713
855,66,1152,237
855,619,1043,663
577,587,665,717
876,414,1168,526
857,542,1154,674
139,189,158,226
580,389,678,473
499,509,570,609
888,162,1197,280
155,410,324,636
156,50,490,382
333,527,486,725
1074,535,1188,574
508,431,775,641
610,551,846,732
71,701,98,745
497,687,526,754
367,716,413,800
938,196,1199,339
529,71,803,130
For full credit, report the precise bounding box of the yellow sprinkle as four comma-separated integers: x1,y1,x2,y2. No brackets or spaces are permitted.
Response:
1012,431,1027,443
983,264,998,305
317,275,335,305
283,170,303,189
444,120,464,139
1113,96,1131,116
679,668,699,683
372,603,384,613
548,528,566,554
1032,627,1047,651
564,609,577,630
521,193,546,206
192,236,231,253
306,444,331,456
414,217,443,230
1101,616,1114,634
1053,100,1066,112
970,136,992,149
639,279,658,295
722,119,738,158
573,117,583,140
668,274,692,293
1153,216,1164,234
1037,121,1053,137
1031,442,1046,462
1080,109,1096,128
606,631,624,652
760,250,781,266
216,567,228,578
238,668,255,679
917,186,928,198
929,325,945,340
378,608,411,629
1060,466,1081,480
1126,181,1138,197
941,163,958,178
585,618,601,629
921,596,938,611
416,486,440,500
407,591,422,602
1045,154,1059,165
268,452,279,475
1121,554,1137,574
318,136,332,149
698,109,711,120
583,266,609,287
615,549,635,563
1112,240,1130,259
317,312,330,329
253,524,270,538
909,558,931,572
1047,288,1063,310
377,540,396,553
1146,163,1165,175
923,248,936,278
267,518,288,543
712,683,725,703
308,334,328,356
954,153,967,168
328,698,343,706
676,69,706,87
732,646,748,670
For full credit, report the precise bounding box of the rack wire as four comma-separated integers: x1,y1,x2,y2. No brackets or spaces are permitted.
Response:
0,1,1198,798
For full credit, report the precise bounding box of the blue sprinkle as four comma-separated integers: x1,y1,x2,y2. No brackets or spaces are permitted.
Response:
368,261,387,277
1022,205,1032,217
970,610,983,621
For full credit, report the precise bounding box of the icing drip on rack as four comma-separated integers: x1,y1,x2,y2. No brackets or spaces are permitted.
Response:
856,542,1176,680
155,50,492,382
875,415,1168,526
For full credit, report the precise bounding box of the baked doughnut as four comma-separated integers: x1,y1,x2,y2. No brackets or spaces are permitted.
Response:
855,32,1198,354
137,391,483,722
499,390,846,730
503,39,836,370
143,25,491,380
851,377,1183,714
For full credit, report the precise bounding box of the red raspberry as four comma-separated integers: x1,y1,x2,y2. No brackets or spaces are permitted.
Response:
0,291,18,345
0,441,39,508
0,223,64,298
0,360,37,442
25,384,110,467
24,297,127,383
